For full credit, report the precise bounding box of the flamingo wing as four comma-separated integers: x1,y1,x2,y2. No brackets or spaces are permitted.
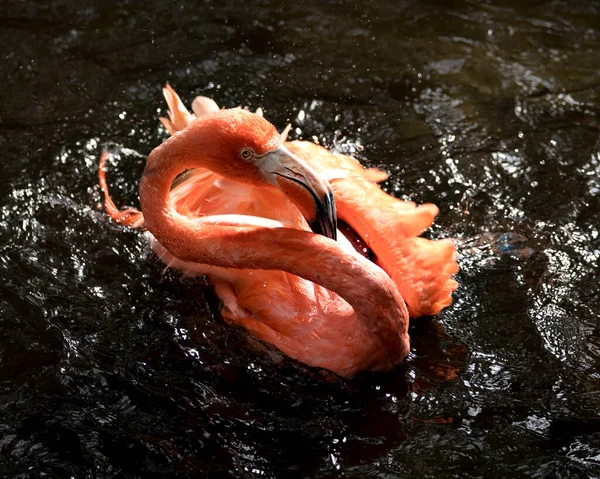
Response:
286,141,459,317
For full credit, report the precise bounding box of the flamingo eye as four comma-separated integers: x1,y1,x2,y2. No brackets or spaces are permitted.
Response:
239,147,254,161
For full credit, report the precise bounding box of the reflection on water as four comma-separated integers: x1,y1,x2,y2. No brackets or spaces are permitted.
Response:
1,0,599,477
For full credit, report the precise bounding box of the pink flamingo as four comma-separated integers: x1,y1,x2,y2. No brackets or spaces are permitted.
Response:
98,85,458,378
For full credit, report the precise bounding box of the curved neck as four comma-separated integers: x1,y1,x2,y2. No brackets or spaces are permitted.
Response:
139,128,409,352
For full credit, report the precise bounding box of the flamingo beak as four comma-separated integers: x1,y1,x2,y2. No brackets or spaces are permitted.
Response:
260,145,337,240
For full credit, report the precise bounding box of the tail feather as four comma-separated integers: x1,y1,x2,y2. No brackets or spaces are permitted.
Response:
160,84,195,134
334,176,459,318
191,96,220,117
378,237,458,317
362,168,389,183
97,151,144,228
373,208,459,318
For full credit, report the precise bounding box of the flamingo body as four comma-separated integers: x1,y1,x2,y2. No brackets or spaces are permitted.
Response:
99,85,458,378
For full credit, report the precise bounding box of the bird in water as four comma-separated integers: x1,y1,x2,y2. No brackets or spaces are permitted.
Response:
98,85,459,378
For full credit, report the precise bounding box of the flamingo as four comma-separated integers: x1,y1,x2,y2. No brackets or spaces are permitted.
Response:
98,85,458,378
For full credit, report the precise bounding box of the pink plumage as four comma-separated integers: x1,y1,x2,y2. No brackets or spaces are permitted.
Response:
98,85,458,378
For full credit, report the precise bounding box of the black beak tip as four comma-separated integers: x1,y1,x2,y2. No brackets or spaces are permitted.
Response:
308,189,337,241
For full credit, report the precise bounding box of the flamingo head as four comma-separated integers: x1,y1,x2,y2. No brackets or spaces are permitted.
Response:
185,109,337,240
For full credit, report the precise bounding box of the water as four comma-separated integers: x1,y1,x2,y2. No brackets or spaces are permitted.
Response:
1,0,599,477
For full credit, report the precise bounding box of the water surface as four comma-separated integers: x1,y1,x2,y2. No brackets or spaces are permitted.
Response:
1,1,599,477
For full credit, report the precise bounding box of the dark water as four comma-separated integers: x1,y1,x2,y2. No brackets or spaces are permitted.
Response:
1,0,600,477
